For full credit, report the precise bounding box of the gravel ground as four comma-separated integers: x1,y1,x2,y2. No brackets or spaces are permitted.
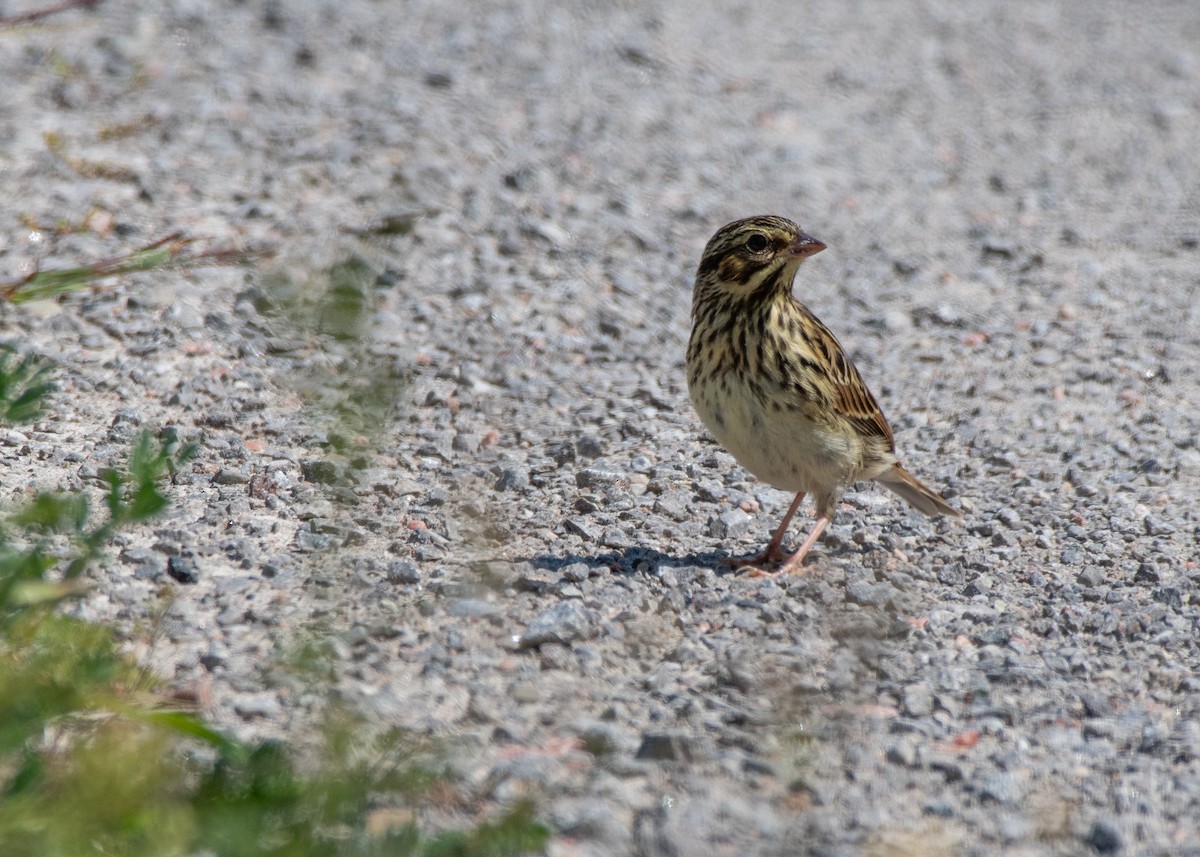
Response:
3,1,1199,854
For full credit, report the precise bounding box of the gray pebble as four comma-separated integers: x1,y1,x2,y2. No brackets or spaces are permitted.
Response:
452,431,480,453
1083,819,1122,854
964,575,992,596
902,683,935,718
387,560,421,584
560,561,591,582
447,598,501,619
653,491,691,521
844,580,899,608
975,771,1023,805
495,466,529,491
1077,567,1106,587
885,738,919,768
234,693,281,719
709,508,751,539
576,467,622,489
212,467,250,485
167,556,199,584
1143,515,1175,536
518,601,598,648
635,732,698,762
1081,691,1113,718
576,435,604,458
923,800,954,818
602,526,631,548
301,459,340,484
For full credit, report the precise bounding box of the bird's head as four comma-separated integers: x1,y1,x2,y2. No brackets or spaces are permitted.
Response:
695,215,826,298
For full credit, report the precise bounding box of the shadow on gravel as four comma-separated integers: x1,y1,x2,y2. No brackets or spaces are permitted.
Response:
521,546,733,575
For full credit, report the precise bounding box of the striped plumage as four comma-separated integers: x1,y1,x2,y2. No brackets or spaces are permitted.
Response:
687,216,959,574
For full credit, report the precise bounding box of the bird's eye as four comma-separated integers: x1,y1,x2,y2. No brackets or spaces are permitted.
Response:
745,233,769,253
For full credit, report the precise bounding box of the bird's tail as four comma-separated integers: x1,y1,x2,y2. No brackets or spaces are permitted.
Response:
878,464,960,517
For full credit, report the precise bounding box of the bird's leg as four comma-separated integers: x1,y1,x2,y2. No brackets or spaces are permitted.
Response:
775,514,831,575
727,492,805,572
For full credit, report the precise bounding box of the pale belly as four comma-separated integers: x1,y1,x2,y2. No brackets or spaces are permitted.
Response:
691,376,862,496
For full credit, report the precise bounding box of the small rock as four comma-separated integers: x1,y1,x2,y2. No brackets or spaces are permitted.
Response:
510,681,540,703
845,580,898,608
995,507,1021,528
538,642,574,670
199,644,228,671
576,467,621,488
1083,819,1122,854
886,738,919,768
902,683,935,717
576,435,604,458
495,466,529,491
447,599,501,619
563,517,597,540
1153,586,1183,610
1133,563,1160,584
708,508,751,539
1081,691,1113,718
1077,568,1106,587
387,560,421,584
518,602,598,648
547,441,576,465
653,491,691,521
301,459,340,484
937,564,965,585
560,562,591,582
964,575,992,596
635,732,697,762
923,800,954,817
167,556,199,584
234,693,281,719
976,771,1023,805
133,561,160,581
1143,515,1175,536
602,526,630,548
213,468,250,485
452,432,480,453
578,721,624,757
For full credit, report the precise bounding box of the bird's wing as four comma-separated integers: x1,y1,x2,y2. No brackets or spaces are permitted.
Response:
802,306,895,446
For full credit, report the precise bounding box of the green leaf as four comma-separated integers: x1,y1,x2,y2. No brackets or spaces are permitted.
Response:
129,482,169,521
7,579,87,606
0,348,56,424
11,492,89,533
138,711,247,760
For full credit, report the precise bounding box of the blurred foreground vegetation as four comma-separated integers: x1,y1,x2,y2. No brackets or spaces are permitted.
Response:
0,334,545,854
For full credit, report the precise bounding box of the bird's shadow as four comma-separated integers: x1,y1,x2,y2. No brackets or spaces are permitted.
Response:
512,539,866,579
519,545,731,576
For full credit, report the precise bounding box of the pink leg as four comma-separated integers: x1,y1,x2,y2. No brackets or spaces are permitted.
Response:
759,492,806,562
776,515,831,575
726,492,805,571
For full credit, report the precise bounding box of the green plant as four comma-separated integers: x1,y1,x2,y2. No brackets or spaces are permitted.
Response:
0,356,545,857
1,232,261,304
0,347,55,424
0,429,197,620
254,256,411,446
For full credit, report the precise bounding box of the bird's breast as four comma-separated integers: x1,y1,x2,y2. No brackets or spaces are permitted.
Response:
688,366,857,495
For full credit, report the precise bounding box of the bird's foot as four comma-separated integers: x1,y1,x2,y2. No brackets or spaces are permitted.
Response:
736,564,784,579
723,546,786,576
727,542,822,578
725,548,799,578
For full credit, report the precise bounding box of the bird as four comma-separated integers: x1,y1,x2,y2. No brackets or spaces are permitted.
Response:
686,215,959,574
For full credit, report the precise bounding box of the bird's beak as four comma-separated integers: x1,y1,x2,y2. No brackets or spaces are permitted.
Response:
788,232,826,258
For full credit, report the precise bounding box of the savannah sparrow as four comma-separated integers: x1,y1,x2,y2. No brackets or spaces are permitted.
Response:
687,215,959,574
